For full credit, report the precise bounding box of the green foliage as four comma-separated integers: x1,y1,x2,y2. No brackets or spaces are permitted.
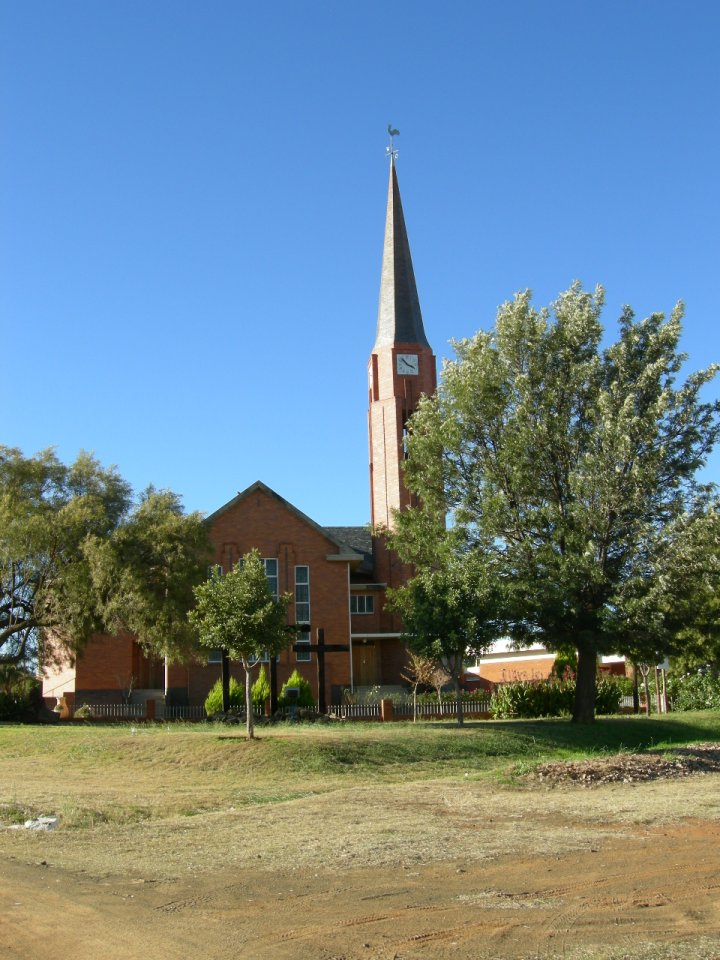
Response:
667,672,720,711
490,678,623,719
551,651,578,679
190,550,294,736
391,284,720,722
595,678,625,715
0,446,209,669
0,447,130,667
251,665,271,708
388,554,499,714
190,551,292,664
204,677,244,715
0,667,39,721
607,674,634,696
88,487,211,661
279,669,315,708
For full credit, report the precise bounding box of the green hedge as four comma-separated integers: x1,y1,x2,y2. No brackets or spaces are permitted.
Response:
490,677,623,719
667,672,720,711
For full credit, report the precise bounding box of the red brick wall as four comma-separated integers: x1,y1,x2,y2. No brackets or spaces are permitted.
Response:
368,343,436,531
76,632,136,693
202,486,353,702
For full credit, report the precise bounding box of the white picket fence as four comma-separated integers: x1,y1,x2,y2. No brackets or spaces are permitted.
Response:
329,703,380,719
328,699,491,720
163,705,207,720
81,703,145,720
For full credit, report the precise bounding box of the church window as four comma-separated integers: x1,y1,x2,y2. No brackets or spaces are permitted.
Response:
263,558,278,598
351,595,374,614
295,566,311,661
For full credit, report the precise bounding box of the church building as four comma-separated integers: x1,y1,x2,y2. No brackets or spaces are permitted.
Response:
42,154,438,714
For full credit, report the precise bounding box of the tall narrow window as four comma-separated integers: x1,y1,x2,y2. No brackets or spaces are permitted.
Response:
295,566,311,662
263,558,278,598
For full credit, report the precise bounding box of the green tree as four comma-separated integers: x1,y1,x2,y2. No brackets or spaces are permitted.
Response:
0,446,209,671
1,447,130,668
625,504,720,674
87,487,211,662
189,550,294,738
388,550,499,725
392,284,719,722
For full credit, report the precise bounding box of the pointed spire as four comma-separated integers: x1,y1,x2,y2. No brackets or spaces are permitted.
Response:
374,156,429,349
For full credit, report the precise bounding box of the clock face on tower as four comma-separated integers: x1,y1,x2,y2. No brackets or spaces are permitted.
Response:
396,353,419,375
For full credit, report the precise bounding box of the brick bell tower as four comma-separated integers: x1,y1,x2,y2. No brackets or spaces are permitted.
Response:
368,152,437,535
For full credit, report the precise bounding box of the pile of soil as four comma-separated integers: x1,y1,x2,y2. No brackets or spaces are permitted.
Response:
533,743,720,786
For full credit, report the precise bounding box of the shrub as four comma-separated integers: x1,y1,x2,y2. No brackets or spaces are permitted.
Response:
251,665,271,709
0,670,40,721
278,670,315,708
204,677,244,715
490,677,623,719
595,677,623,715
668,672,720,711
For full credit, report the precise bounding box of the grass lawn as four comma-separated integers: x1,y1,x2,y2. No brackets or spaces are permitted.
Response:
1,710,719,826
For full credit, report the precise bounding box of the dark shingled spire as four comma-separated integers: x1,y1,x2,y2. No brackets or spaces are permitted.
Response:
374,157,429,348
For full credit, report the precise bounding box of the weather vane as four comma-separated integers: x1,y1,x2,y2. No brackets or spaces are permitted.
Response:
386,124,399,162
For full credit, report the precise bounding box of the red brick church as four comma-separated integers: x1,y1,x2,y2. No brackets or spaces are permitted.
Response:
42,155,438,714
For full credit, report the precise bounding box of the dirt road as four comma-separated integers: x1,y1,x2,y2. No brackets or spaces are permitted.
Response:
2,775,720,959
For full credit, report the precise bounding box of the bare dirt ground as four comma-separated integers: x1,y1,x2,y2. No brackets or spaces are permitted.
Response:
2,751,720,960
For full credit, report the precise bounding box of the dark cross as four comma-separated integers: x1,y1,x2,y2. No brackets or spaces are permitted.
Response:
293,627,349,714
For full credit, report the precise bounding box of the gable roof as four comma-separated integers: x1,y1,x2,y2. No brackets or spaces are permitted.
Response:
205,481,366,563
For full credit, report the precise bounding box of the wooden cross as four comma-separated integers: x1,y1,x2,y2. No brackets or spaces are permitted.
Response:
292,627,349,714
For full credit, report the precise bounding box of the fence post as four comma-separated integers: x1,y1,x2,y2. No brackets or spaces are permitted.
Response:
380,698,394,722
145,699,155,721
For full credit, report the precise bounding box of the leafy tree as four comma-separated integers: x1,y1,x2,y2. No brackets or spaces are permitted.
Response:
388,552,499,725
391,284,719,722
189,550,293,737
0,447,209,672
87,487,211,661
1,447,130,668
629,505,720,673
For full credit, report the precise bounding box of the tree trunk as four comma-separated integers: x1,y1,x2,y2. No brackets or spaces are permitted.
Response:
632,663,640,714
454,676,464,727
572,645,596,722
243,659,255,739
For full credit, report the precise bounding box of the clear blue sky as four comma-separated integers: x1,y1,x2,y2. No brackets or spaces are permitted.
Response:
2,0,718,525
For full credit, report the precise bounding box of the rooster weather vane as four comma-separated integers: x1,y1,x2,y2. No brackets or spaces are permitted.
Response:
386,124,399,161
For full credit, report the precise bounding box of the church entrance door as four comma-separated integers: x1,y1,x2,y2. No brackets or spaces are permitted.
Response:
353,640,379,688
